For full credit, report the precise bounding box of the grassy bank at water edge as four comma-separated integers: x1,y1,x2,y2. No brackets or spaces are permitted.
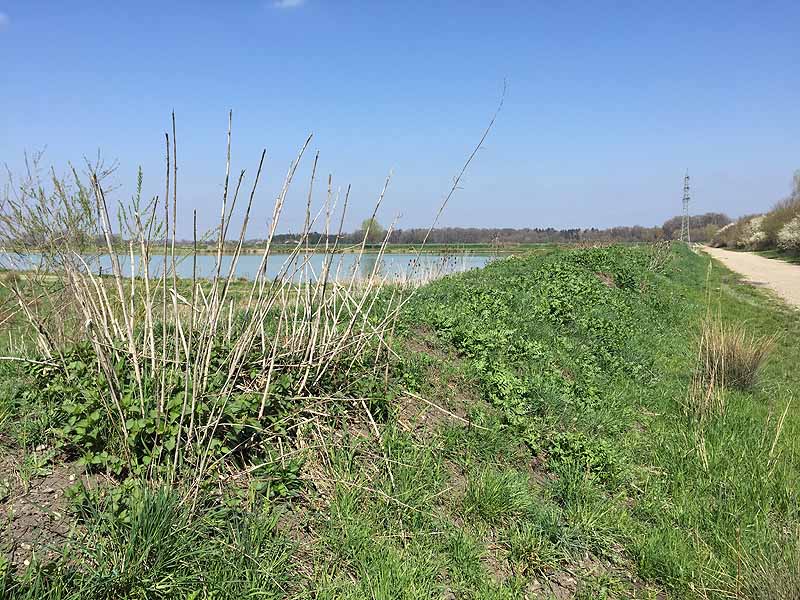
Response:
1,243,798,599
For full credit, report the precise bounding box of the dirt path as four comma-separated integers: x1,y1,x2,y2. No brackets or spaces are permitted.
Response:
702,246,800,308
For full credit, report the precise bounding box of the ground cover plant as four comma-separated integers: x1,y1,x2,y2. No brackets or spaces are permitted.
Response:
1,130,798,597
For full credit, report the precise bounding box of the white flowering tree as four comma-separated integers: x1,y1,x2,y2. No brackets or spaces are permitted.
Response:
777,216,800,251
735,216,766,249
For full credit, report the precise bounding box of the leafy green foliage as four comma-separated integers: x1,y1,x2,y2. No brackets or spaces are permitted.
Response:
545,431,622,484
406,246,661,506
20,341,308,480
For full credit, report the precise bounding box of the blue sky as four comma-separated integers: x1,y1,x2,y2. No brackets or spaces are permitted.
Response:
1,1,798,237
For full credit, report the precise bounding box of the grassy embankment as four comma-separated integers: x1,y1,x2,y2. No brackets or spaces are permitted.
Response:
0,243,798,598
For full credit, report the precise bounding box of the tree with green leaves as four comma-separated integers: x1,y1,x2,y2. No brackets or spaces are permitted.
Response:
360,217,385,244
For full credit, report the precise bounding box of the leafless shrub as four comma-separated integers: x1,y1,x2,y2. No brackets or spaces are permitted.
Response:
0,154,121,350
0,104,501,488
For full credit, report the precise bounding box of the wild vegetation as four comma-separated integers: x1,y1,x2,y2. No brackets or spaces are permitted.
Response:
0,128,798,598
711,170,800,258
1,240,798,597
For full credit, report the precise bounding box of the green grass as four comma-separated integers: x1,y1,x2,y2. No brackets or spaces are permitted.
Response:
463,468,536,524
1,243,798,598
4,485,294,599
755,248,800,265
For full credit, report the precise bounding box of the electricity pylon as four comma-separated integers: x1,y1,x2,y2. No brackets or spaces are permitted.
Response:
680,172,691,243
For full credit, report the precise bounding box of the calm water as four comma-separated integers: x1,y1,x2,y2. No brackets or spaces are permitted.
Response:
1,252,494,282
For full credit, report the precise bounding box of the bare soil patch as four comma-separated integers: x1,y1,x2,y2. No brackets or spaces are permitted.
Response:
1,448,96,571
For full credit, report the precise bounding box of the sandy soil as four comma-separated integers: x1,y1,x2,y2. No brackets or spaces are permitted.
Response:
702,246,800,308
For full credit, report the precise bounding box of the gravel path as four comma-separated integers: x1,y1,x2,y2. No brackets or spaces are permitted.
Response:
702,246,800,308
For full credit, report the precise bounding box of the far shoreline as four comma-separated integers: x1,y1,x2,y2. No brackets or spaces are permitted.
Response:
7,242,550,256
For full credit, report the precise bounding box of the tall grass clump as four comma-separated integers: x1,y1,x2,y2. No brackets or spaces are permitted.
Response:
687,315,727,423
715,322,775,390
738,533,800,600
76,485,206,597
463,468,535,524
687,314,775,420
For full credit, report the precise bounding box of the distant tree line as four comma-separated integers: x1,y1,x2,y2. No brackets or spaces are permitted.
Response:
9,213,729,249
239,212,731,247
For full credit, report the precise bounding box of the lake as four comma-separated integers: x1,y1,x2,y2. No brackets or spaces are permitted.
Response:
1,252,496,283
